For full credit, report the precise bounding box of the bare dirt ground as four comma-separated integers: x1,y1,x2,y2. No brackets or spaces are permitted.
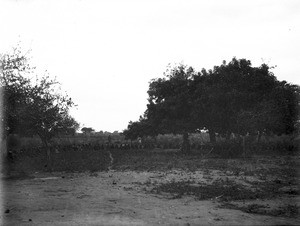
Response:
1,166,300,226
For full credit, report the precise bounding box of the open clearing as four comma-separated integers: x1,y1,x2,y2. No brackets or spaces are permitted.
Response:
1,152,300,225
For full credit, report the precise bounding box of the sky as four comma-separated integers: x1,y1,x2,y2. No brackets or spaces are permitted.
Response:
0,0,299,132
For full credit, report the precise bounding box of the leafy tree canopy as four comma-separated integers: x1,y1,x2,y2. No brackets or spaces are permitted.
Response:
124,58,300,148
0,47,79,146
193,58,300,136
81,127,95,134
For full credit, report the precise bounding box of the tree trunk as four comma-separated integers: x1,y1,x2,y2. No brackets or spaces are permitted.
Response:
1,135,10,175
153,136,158,148
225,132,231,141
181,132,191,153
256,131,262,143
255,131,262,152
42,139,52,171
242,135,246,158
1,135,8,159
209,129,216,143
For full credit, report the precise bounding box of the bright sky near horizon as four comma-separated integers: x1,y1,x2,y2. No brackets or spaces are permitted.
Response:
0,0,299,132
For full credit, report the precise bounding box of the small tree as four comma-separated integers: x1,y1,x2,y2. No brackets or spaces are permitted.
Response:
0,47,33,136
1,47,79,169
123,118,154,140
24,75,79,165
81,127,95,134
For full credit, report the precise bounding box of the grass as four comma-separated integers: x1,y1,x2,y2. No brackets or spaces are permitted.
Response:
148,177,299,201
150,180,263,201
5,147,299,174
145,172,299,218
4,148,110,174
242,204,299,217
219,203,299,218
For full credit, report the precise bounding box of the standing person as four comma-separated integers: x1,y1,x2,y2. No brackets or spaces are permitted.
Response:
137,137,142,149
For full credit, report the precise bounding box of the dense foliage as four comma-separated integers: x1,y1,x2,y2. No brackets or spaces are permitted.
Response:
124,58,300,151
0,47,79,166
81,127,95,134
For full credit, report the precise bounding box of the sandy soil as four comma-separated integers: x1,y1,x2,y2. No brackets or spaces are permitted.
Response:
1,170,299,226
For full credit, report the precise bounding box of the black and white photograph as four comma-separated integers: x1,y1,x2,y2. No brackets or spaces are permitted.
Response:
0,0,299,225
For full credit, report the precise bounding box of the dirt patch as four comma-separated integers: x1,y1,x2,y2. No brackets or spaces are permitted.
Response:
1,153,300,225
1,168,300,225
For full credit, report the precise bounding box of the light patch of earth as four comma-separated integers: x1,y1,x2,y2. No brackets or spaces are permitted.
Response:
1,170,299,225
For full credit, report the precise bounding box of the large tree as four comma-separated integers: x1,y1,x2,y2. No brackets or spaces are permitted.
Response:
125,58,299,152
192,58,300,140
141,64,198,152
0,47,79,167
